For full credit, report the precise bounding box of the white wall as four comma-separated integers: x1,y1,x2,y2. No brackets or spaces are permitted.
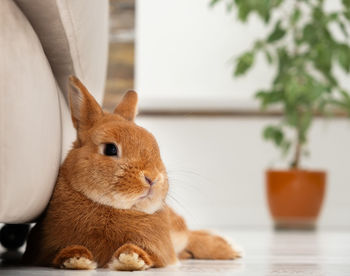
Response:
136,0,350,111
137,116,350,228
135,0,270,110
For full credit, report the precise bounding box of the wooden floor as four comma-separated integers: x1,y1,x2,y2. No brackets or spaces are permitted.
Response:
1,229,349,275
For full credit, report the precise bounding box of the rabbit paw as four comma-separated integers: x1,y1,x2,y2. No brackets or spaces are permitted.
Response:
62,256,97,270
53,245,97,270
108,243,153,271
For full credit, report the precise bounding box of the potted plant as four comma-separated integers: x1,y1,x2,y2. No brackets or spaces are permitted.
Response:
211,0,350,229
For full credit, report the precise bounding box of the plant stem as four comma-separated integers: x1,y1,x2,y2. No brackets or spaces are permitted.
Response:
291,138,301,169
289,2,302,170
291,108,302,169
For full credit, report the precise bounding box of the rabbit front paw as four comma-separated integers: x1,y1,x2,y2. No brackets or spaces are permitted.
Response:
108,243,153,271
52,245,97,270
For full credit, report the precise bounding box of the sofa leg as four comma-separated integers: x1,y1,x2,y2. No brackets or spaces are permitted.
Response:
0,224,30,250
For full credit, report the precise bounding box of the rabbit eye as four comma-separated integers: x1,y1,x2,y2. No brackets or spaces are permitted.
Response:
103,143,118,157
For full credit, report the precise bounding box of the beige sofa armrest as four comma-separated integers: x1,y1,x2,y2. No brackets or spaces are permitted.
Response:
0,0,62,223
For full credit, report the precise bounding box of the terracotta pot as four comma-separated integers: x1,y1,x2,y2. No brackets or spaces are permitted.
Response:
266,169,326,229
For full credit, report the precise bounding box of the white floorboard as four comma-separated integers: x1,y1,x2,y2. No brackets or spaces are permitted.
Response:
1,229,349,275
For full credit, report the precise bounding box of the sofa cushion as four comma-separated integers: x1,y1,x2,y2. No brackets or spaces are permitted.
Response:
0,0,62,223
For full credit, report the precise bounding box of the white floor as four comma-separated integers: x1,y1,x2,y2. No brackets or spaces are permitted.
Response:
1,229,349,275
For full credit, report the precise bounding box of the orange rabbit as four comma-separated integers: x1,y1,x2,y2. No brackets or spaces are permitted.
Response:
22,76,241,270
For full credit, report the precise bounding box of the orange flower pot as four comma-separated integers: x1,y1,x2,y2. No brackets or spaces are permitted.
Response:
266,169,326,230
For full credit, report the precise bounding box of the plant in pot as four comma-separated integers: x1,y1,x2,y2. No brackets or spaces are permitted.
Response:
211,0,350,229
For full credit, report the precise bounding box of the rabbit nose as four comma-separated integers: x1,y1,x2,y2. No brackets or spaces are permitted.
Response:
144,176,154,186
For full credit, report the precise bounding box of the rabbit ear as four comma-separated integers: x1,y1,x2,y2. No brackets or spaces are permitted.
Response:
68,76,103,131
113,90,138,121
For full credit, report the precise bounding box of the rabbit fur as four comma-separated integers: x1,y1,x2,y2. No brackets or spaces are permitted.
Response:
22,76,240,270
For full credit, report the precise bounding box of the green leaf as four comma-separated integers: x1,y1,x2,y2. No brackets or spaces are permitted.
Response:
236,0,251,22
263,125,284,146
328,12,338,22
344,11,350,20
284,75,303,106
256,0,271,23
302,24,317,44
336,44,350,72
234,51,255,76
267,20,286,42
309,43,333,74
342,0,350,9
209,0,221,7
256,90,282,108
275,47,289,78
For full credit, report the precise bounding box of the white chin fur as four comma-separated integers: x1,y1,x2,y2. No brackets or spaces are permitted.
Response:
132,198,163,214
82,190,134,210
82,189,163,214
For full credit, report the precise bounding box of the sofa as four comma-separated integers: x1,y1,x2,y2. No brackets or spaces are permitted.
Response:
0,0,109,226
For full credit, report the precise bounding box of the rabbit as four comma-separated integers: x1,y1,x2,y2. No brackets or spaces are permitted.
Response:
22,76,241,271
